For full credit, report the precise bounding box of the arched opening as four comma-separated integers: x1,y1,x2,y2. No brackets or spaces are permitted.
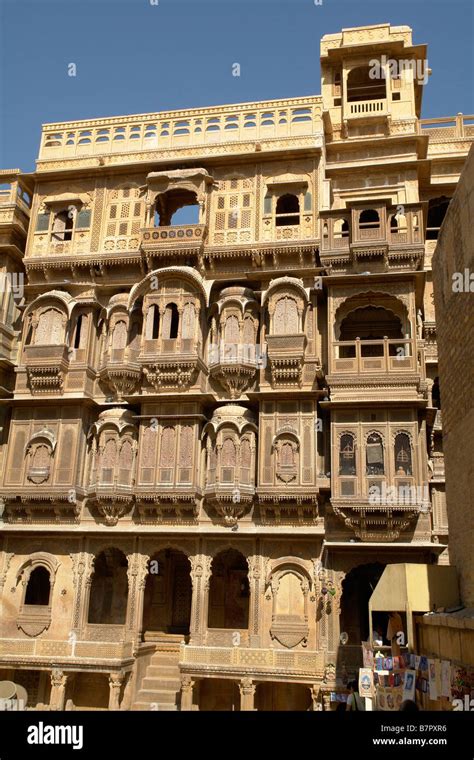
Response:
151,304,160,340
154,189,200,227
73,314,83,349
359,209,380,238
341,305,401,337
394,433,413,476
88,549,128,625
275,194,300,226
163,303,179,340
340,563,386,647
142,550,192,638
390,213,407,235
208,549,249,629
52,209,74,242
347,66,386,102
426,197,450,240
334,218,349,239
24,567,51,606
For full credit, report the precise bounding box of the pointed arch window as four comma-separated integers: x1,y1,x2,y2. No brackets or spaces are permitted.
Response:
395,433,412,476
339,433,356,476
366,432,384,475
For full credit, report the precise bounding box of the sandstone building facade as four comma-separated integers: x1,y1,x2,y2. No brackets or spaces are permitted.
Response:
0,23,472,711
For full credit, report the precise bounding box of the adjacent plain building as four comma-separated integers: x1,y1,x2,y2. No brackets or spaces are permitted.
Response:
0,23,472,711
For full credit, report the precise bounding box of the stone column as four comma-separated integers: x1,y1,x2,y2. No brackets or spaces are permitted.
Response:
309,685,322,711
108,671,125,710
189,555,212,645
50,669,68,711
322,692,332,712
180,676,195,711
239,678,256,711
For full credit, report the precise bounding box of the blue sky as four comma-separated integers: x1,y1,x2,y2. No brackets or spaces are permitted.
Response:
1,0,473,172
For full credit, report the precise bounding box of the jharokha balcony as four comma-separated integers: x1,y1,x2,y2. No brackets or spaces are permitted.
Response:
23,343,70,394
320,202,426,273
99,347,141,400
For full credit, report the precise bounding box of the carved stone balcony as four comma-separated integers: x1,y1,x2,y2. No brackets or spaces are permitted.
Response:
134,487,201,523
320,204,425,272
99,348,141,399
23,343,70,394
179,642,324,681
265,334,307,387
327,338,425,401
2,489,80,523
139,339,205,392
208,343,261,398
86,482,135,526
331,497,422,542
140,224,207,259
204,483,255,527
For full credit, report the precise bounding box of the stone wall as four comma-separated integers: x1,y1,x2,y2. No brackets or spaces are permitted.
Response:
432,145,474,606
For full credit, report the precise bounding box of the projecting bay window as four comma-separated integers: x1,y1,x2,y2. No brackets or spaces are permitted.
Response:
33,203,92,254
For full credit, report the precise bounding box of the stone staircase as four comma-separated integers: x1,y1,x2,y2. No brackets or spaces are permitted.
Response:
132,647,182,711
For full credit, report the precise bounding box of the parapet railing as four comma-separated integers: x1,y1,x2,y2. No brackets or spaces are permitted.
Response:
38,97,322,160
418,114,474,141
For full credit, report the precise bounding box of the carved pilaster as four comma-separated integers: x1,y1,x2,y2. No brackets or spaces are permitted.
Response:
239,678,256,711
108,671,125,710
126,553,150,646
247,555,262,647
70,552,94,634
50,669,68,711
180,675,195,711
189,554,212,645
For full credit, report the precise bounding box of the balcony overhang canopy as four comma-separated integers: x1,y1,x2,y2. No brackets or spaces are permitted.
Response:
368,563,459,648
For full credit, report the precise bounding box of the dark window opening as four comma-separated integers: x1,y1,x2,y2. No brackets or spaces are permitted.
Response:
88,549,128,625
426,197,450,240
347,66,386,102
73,314,83,349
432,377,441,409
164,303,179,340
152,304,160,340
25,566,51,606
275,194,300,226
359,209,380,230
